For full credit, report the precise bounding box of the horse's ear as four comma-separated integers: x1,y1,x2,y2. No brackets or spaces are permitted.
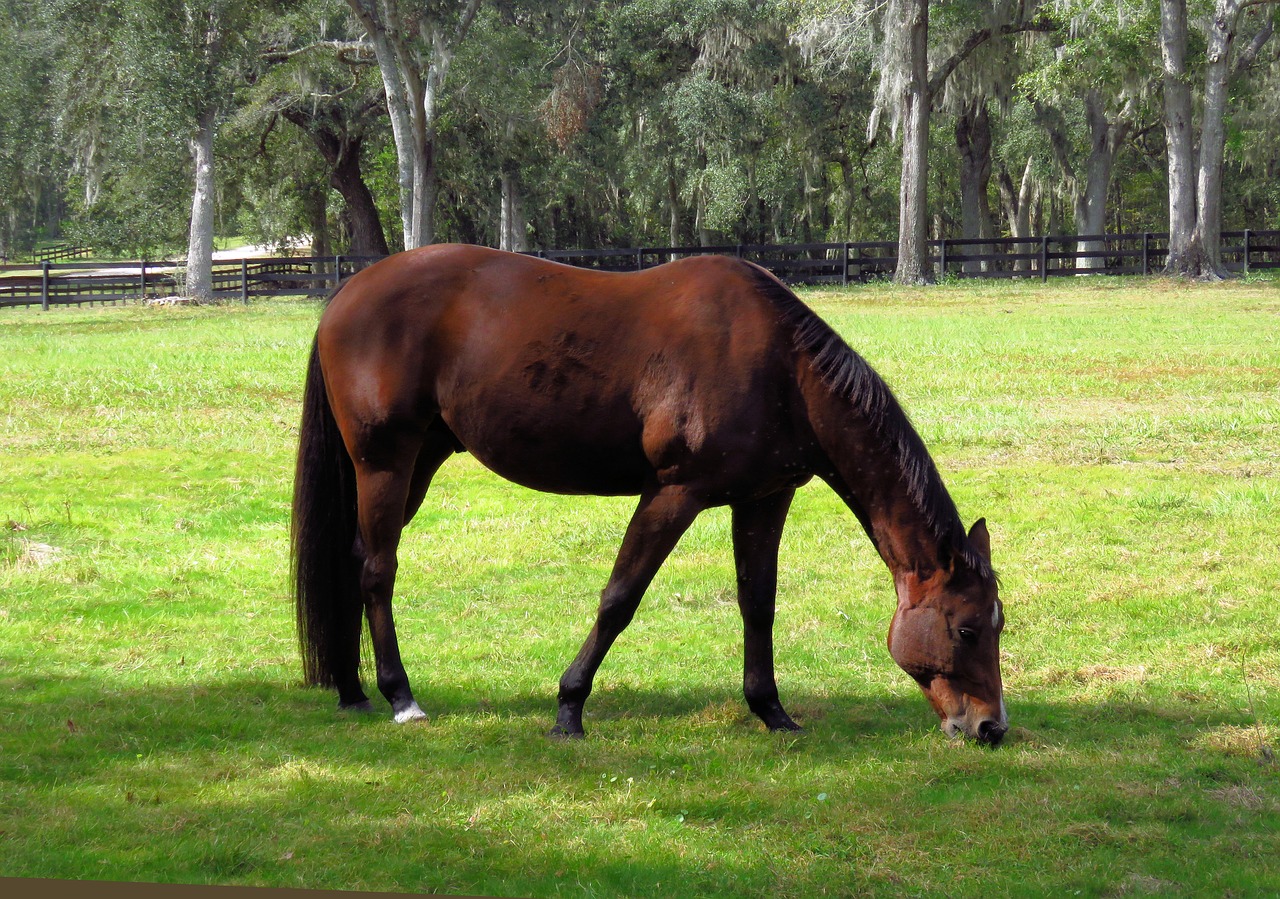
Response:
967,518,991,561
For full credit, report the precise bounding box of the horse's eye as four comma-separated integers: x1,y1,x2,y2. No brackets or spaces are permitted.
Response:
956,627,978,644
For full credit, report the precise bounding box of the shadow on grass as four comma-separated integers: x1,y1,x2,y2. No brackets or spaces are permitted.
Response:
3,669,1264,767
3,671,1276,896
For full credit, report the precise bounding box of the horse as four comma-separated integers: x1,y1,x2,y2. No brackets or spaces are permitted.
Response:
291,244,1008,746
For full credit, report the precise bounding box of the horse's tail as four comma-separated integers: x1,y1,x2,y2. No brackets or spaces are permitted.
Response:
291,335,360,687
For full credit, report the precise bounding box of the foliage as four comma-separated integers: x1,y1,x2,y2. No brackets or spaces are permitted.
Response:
62,156,194,259
3,0,1279,258
0,0,67,257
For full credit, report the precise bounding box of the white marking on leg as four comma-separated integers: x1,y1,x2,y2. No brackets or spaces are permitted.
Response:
394,701,427,724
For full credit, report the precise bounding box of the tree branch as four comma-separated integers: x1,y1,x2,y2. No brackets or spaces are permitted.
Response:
1234,19,1275,73
454,0,483,47
261,40,375,67
927,15,1057,99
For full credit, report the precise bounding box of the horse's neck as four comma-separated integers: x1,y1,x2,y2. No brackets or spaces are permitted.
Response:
799,368,950,578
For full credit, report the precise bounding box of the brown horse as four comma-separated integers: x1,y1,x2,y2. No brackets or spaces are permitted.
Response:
292,244,1007,745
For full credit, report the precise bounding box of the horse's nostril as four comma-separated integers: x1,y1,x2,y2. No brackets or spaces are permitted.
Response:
977,719,1007,746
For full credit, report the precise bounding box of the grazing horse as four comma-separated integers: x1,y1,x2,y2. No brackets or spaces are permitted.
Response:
291,244,1008,745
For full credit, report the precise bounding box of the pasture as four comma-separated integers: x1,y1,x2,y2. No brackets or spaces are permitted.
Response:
1,276,1277,897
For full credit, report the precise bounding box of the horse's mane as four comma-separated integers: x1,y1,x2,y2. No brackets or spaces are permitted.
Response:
746,264,994,581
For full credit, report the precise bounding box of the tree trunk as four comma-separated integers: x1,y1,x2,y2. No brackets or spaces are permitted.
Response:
1163,0,1278,278
997,157,1038,271
499,171,529,252
185,104,217,302
282,108,390,257
666,172,682,247
839,158,856,242
354,10,416,251
330,139,390,257
895,0,931,285
694,167,714,246
956,100,993,274
1161,0,1203,274
300,180,330,259
1076,93,1131,270
1191,0,1243,279
346,0,480,251
1035,94,1131,272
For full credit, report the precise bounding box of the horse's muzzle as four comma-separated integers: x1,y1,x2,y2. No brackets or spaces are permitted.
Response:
943,713,1008,747
976,718,1008,746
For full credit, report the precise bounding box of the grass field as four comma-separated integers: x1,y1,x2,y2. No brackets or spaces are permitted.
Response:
1,275,1277,897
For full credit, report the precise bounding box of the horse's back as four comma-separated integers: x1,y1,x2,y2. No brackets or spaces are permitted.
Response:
317,245,810,498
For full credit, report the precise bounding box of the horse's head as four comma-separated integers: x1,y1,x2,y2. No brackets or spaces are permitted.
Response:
887,519,1007,746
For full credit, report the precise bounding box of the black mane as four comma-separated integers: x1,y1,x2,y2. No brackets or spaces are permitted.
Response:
746,264,993,580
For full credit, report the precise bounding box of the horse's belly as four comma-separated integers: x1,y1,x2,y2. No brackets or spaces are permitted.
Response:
442,399,649,496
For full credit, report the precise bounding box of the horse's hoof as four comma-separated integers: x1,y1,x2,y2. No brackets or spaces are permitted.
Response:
548,724,585,740
393,702,428,724
761,711,803,732
339,699,375,714
770,721,804,733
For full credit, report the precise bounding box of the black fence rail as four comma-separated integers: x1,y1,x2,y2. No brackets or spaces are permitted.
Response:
0,255,384,310
531,230,1280,283
34,244,94,264
2,231,1277,310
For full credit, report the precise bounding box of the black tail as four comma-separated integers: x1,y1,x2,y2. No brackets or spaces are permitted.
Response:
291,336,361,687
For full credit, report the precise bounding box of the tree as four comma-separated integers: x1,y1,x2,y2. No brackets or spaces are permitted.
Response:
252,0,392,255
54,0,265,298
794,1,1055,283
953,97,994,271
23,0,1280,274
1017,2,1160,269
1161,0,1277,278
344,0,482,249
0,0,65,258
446,3,565,252
991,97,1052,268
129,0,265,298
887,0,933,282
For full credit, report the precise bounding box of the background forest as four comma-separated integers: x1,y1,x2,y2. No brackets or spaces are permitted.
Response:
1,0,1278,282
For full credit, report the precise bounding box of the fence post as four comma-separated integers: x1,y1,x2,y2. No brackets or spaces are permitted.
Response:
41,262,50,311
241,259,250,304
938,239,948,279
1243,229,1251,276
334,255,343,288
1040,235,1049,283
1142,232,1150,276
140,260,147,302
842,242,850,286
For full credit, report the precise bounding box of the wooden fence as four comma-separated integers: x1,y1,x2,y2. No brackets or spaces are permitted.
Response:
34,243,94,264
2,230,1277,310
0,256,382,310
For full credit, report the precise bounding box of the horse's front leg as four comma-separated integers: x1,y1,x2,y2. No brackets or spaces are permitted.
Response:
732,489,802,732
552,486,705,738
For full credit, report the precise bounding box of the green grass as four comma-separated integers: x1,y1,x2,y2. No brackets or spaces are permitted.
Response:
2,277,1278,897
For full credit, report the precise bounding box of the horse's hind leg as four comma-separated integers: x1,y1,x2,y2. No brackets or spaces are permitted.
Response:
732,489,801,732
552,486,704,738
353,427,455,723
333,575,372,712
